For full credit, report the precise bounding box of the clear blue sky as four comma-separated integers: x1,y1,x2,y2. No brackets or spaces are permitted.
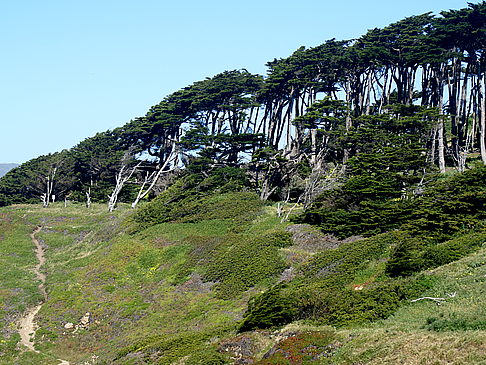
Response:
0,0,471,164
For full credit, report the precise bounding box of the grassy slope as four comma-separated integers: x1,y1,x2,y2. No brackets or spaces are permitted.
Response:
0,206,44,364
0,200,286,364
0,198,485,364
246,240,486,364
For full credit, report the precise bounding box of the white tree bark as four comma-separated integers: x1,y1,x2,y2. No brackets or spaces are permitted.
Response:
437,120,446,173
41,167,57,208
107,161,141,212
85,186,92,209
480,73,486,164
131,141,177,209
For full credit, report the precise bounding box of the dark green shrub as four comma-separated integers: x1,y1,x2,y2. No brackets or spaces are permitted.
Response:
299,166,486,241
243,274,434,329
240,284,297,332
423,241,465,268
294,277,431,326
257,231,293,248
324,283,402,325
425,315,486,332
423,232,486,269
178,192,264,223
302,231,400,286
239,231,437,329
114,331,223,364
385,236,425,277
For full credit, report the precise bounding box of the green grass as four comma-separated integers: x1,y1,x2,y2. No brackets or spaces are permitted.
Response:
2,194,486,364
0,206,42,364
0,198,281,363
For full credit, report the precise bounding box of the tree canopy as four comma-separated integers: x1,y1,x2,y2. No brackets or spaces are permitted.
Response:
1,2,486,208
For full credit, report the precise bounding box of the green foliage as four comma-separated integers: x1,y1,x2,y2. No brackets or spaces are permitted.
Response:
133,167,262,229
204,232,289,298
403,166,486,240
425,315,486,332
294,273,435,327
386,232,486,277
262,231,293,248
385,235,425,277
185,349,228,365
301,165,486,241
423,232,486,269
71,131,129,202
298,109,433,238
0,151,76,206
240,284,297,332
241,271,435,331
114,331,226,364
300,231,397,286
239,230,437,330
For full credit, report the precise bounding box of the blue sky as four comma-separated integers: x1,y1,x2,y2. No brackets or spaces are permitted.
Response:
0,0,471,164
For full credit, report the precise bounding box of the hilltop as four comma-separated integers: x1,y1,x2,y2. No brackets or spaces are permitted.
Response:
0,163,18,178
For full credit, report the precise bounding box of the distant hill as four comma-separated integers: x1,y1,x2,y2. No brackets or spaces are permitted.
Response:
0,163,18,177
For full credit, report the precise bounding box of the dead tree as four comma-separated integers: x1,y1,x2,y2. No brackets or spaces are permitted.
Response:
131,141,178,209
107,154,141,212
85,185,92,209
41,167,58,208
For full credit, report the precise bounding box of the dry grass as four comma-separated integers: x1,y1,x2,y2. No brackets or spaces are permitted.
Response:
337,329,486,364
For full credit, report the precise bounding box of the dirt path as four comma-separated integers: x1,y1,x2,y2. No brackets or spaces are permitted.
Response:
18,226,70,364
18,227,44,352
18,304,42,352
32,226,47,301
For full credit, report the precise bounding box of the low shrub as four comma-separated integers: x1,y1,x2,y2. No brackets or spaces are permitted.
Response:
204,232,289,298
256,330,336,364
385,235,425,277
422,232,486,269
133,167,261,230
240,284,297,332
425,315,486,332
114,330,223,364
294,276,433,326
301,231,399,286
386,231,486,277
239,229,437,330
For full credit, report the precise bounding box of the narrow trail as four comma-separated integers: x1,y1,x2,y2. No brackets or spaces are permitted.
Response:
18,226,70,365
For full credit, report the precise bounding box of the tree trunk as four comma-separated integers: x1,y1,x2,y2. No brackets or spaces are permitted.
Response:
480,71,486,164
437,86,446,173
85,187,92,209
438,121,446,173
41,167,57,208
108,161,140,212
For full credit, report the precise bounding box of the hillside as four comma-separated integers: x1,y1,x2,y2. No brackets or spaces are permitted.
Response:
1,2,486,364
1,166,486,364
0,164,18,178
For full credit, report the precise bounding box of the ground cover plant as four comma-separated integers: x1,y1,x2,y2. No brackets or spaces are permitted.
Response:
0,165,485,364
